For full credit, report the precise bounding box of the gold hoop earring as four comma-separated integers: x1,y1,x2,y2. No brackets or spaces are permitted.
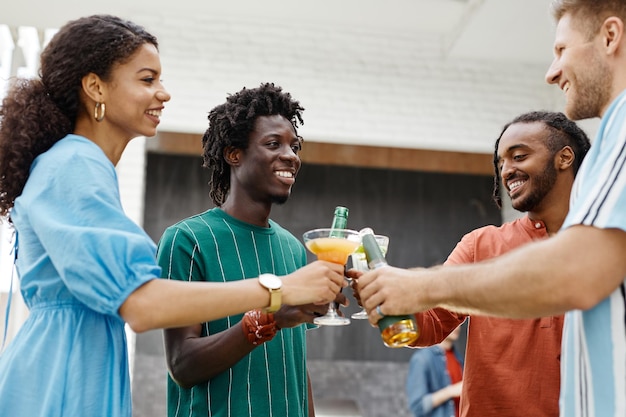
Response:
94,102,106,122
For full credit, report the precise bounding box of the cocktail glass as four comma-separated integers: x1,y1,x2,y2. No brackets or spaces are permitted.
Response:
350,233,389,319
303,228,361,325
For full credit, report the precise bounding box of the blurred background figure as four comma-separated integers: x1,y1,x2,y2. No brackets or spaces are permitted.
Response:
406,326,464,417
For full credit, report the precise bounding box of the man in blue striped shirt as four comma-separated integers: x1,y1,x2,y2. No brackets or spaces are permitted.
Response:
357,2,626,416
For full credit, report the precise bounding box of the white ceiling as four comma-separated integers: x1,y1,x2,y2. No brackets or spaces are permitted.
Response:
3,0,557,67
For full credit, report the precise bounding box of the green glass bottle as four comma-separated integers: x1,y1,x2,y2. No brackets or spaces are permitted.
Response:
361,228,419,348
329,206,349,236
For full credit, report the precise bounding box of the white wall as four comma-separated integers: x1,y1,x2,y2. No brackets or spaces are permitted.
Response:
134,12,566,153
2,8,598,154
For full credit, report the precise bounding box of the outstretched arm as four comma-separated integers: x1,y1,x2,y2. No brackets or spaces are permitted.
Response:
120,260,346,333
359,225,626,321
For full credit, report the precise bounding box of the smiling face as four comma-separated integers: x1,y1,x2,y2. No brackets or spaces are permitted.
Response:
230,114,302,205
101,43,171,139
497,122,559,213
545,13,613,120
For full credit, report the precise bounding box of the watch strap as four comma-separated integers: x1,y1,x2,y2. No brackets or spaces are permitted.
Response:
265,287,281,313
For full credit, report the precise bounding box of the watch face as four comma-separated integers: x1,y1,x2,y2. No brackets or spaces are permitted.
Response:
260,274,282,290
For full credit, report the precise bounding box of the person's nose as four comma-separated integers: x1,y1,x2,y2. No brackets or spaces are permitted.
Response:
545,58,561,86
280,145,298,159
156,87,171,103
500,160,515,182
279,146,300,167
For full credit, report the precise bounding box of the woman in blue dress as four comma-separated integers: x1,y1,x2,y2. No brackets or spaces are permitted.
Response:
0,15,345,417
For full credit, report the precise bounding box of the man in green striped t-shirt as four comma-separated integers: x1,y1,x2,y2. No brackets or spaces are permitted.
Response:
157,83,342,417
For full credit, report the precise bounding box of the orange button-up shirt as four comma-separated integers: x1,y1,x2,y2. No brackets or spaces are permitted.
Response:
414,215,563,417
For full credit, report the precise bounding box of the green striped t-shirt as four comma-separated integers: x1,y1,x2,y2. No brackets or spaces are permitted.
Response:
156,208,311,417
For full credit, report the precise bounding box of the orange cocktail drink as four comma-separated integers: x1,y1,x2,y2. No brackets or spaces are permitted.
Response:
305,237,360,264
302,228,361,326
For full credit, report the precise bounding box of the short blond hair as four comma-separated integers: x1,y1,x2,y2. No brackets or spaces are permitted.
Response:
551,0,626,39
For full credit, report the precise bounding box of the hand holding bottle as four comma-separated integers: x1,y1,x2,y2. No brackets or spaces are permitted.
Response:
359,228,419,347
357,264,433,324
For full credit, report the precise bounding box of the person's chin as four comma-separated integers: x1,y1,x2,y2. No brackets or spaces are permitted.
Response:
271,194,290,205
511,199,531,213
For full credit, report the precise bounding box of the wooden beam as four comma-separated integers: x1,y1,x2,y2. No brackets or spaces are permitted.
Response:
146,132,202,155
147,131,494,176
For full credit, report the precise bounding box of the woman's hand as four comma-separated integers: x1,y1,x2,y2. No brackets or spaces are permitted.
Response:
281,260,347,306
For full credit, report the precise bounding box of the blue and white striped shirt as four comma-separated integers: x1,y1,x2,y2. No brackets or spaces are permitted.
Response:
560,90,626,417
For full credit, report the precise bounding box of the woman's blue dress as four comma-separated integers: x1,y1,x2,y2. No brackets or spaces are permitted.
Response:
0,134,159,416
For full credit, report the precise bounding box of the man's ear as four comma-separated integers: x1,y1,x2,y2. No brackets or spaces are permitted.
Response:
81,72,105,103
224,146,241,166
602,16,624,55
557,145,575,171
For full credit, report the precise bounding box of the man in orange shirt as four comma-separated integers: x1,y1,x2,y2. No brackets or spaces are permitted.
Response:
408,111,590,416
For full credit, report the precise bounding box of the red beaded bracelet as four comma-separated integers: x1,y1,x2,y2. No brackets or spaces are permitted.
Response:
241,309,279,346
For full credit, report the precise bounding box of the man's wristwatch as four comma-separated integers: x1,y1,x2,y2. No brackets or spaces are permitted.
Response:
258,273,282,313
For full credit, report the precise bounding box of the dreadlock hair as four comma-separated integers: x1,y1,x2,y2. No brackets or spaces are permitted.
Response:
551,0,626,40
492,111,591,209
202,82,305,206
0,15,157,218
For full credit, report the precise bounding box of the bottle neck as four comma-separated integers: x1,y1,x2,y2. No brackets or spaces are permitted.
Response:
330,216,348,230
330,206,349,230
362,233,387,268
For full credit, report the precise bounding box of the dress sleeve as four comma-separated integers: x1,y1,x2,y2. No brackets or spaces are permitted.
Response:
27,152,159,316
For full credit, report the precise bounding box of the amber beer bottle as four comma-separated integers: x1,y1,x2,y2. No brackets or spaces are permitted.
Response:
361,228,419,348
329,206,349,235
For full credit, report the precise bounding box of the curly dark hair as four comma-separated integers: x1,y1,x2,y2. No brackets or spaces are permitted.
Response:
0,15,158,218
202,82,305,206
492,111,591,209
